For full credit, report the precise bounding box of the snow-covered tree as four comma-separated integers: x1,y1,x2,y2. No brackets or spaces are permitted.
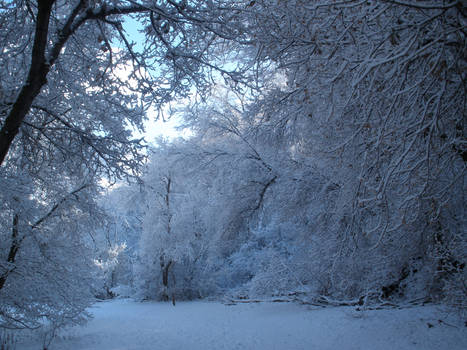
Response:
0,0,252,329
242,0,466,303
137,143,204,301
0,166,102,329
94,185,146,298
138,0,466,305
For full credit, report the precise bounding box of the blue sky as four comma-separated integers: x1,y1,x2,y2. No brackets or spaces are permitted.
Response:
122,16,185,142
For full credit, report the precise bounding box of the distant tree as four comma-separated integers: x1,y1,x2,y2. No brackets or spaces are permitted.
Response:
137,144,202,301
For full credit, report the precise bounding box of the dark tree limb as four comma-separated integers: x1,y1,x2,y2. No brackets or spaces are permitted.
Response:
0,0,55,165
0,1,148,166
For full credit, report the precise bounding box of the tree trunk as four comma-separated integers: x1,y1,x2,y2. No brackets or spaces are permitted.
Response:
0,214,20,291
160,259,173,302
0,0,54,165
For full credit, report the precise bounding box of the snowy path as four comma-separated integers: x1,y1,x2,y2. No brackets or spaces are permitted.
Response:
18,299,466,350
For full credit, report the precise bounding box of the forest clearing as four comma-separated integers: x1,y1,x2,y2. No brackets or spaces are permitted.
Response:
15,299,467,350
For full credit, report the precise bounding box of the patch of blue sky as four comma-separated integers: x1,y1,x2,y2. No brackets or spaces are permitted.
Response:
120,16,188,142
122,15,146,54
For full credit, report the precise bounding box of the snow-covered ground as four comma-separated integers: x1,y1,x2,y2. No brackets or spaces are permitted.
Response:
16,299,466,350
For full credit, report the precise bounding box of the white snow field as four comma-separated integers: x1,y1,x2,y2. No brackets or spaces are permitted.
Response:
17,299,466,350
